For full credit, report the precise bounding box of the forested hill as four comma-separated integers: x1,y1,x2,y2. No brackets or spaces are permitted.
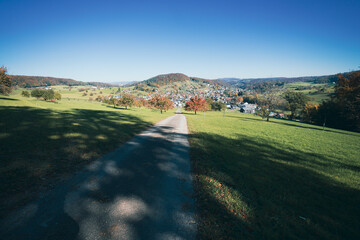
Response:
133,73,230,88
143,73,190,86
10,75,114,88
219,72,342,86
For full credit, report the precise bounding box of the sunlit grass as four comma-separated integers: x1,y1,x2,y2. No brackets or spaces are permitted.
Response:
0,94,174,217
186,111,360,239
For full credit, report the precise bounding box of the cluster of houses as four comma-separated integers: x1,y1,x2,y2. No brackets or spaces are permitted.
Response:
96,84,287,118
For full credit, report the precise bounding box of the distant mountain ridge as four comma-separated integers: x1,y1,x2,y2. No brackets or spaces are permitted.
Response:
11,71,354,89
218,73,339,85
10,75,114,88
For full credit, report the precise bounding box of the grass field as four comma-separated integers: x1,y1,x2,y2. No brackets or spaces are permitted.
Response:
185,111,360,240
0,93,173,217
282,82,335,104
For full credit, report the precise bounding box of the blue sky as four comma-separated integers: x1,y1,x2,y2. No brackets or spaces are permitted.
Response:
1,0,359,82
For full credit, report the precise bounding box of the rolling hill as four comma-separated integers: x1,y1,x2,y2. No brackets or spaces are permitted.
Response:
10,75,114,88
219,73,340,87
133,73,230,88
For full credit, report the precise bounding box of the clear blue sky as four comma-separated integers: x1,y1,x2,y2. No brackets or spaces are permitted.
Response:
1,0,359,82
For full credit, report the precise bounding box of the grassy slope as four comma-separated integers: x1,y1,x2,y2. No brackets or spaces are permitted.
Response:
282,82,335,104
0,93,173,217
185,111,360,240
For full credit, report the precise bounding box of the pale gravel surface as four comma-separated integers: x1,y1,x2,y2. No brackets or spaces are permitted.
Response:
0,110,196,240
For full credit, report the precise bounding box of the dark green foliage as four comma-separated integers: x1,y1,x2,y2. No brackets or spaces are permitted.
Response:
30,89,55,100
314,71,360,131
257,106,270,120
21,90,30,97
0,67,12,95
257,94,283,121
283,91,310,119
31,89,43,99
242,94,258,104
211,101,226,111
42,89,54,101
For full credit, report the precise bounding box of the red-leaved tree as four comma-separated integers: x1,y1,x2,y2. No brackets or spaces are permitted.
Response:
184,96,207,115
148,95,174,113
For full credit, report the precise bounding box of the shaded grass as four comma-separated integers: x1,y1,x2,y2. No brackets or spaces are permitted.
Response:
186,111,360,240
0,96,173,217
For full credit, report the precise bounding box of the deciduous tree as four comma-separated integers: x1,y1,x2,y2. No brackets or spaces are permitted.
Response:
21,90,30,97
108,97,118,108
334,71,360,129
54,92,61,101
31,89,43,99
283,91,309,120
184,96,207,115
119,94,135,109
236,96,243,104
42,89,55,101
301,102,318,123
258,93,281,121
314,71,360,131
149,95,173,114
0,66,11,95
211,101,226,111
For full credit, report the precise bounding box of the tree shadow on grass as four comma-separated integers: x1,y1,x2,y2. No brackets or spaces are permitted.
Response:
0,106,154,218
105,105,132,110
189,132,360,240
0,97,19,101
0,116,195,240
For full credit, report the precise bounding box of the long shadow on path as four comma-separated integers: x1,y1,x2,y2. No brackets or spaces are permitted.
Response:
0,113,196,240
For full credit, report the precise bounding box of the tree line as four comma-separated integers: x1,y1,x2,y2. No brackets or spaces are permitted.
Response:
103,94,174,114
20,89,62,101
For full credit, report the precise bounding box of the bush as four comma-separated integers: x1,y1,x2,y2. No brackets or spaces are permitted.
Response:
42,89,55,101
21,90,30,97
54,92,61,101
31,89,44,99
211,101,226,111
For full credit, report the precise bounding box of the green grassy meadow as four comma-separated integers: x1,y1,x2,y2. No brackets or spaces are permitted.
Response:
185,111,360,240
282,82,335,104
0,92,173,217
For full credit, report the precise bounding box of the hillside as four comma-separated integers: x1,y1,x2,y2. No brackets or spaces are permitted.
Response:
133,73,229,88
140,73,190,87
219,73,339,86
10,75,113,88
186,111,360,240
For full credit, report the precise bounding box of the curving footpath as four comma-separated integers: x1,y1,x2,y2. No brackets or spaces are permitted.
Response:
0,110,196,240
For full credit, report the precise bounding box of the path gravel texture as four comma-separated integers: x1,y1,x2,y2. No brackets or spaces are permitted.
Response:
0,111,196,240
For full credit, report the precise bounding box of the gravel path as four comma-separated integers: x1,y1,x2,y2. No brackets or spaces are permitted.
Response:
0,111,196,240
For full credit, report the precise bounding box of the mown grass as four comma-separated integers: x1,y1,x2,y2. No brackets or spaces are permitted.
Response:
0,94,173,217
185,111,360,240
